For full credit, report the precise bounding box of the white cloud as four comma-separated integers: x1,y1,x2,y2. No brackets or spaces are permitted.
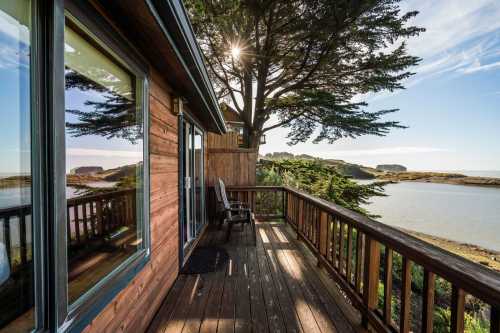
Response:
366,0,500,101
461,60,500,74
67,148,142,158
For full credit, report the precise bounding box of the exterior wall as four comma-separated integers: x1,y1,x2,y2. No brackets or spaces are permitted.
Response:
207,148,257,187
207,129,257,187
83,70,180,333
207,131,241,149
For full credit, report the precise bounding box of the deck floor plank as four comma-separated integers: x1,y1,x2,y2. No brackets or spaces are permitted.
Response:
234,225,252,333
148,221,360,333
199,229,227,333
256,225,304,333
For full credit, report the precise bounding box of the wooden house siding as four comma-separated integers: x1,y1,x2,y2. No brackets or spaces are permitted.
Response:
83,70,180,333
207,149,258,187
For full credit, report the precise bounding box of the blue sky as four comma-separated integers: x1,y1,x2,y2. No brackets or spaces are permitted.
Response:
2,1,500,175
260,0,500,171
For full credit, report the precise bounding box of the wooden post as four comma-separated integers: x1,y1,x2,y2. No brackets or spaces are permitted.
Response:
339,222,345,276
346,225,353,282
20,212,28,265
355,231,364,293
383,248,393,325
297,199,303,240
362,236,381,329
450,286,465,333
422,270,435,333
400,257,412,333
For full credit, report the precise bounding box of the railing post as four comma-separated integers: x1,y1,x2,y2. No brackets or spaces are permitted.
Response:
362,236,380,329
422,270,435,333
450,286,465,333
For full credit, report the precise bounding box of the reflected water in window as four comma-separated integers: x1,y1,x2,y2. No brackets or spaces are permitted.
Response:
64,22,145,304
0,1,35,332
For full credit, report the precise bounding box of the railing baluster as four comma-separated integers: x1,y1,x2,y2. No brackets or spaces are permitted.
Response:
82,202,89,240
450,286,465,333
304,202,311,239
363,236,381,328
298,199,303,239
422,269,435,333
384,248,393,325
96,200,103,236
314,206,320,247
332,216,338,268
67,205,72,243
19,211,27,265
326,214,332,263
319,211,328,259
74,205,80,244
89,201,96,237
346,224,353,283
400,257,412,333
4,217,11,267
355,231,364,293
339,221,345,275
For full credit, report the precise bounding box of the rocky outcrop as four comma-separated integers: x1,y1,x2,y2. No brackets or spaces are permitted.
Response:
376,164,407,172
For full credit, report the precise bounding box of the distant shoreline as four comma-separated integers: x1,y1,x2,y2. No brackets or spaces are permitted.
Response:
375,171,500,188
403,229,500,272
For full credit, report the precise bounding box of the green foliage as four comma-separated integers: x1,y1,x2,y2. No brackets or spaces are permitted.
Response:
186,0,424,147
433,307,489,333
257,158,386,217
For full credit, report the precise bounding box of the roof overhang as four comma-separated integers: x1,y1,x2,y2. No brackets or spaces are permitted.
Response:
96,0,226,134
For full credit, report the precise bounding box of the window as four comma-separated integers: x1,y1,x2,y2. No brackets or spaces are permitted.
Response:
0,1,36,332
63,14,149,308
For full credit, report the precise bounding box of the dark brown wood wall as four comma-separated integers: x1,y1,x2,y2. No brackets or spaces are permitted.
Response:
83,70,180,333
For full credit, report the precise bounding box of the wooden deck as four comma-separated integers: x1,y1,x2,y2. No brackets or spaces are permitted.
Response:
147,220,363,333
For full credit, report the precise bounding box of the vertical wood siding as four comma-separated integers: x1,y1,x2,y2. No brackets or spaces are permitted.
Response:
83,70,180,333
206,149,257,186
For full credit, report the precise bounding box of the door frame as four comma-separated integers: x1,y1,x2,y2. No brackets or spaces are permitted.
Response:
178,111,206,266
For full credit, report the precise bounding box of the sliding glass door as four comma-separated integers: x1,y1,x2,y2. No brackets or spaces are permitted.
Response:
181,120,205,254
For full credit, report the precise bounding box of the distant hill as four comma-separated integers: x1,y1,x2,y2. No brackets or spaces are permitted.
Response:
376,164,407,172
260,152,381,179
259,152,500,187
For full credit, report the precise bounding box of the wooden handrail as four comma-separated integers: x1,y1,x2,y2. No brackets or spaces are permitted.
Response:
222,185,500,333
283,186,500,306
0,189,136,272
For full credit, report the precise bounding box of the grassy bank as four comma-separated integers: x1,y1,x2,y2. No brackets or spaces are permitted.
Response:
404,229,500,272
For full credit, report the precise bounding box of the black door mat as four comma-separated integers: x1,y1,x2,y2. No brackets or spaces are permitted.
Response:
181,246,229,275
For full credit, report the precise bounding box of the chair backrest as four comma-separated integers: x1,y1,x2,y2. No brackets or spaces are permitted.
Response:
217,178,231,211
214,178,223,203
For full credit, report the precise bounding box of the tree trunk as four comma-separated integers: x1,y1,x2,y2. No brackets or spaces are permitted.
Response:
248,131,261,151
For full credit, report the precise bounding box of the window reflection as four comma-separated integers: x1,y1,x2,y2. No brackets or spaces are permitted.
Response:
194,130,203,233
64,22,144,304
0,1,35,332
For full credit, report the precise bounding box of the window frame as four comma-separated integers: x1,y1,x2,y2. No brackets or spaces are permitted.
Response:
52,2,151,331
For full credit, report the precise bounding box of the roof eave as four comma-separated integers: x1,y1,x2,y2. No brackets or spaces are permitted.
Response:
145,0,227,134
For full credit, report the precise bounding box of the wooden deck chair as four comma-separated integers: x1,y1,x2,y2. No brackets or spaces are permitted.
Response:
215,178,256,243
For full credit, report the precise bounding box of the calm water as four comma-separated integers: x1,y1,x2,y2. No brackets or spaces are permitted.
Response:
360,181,500,251
0,186,81,209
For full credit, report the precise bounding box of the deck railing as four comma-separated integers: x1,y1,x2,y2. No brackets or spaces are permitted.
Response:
0,189,136,272
227,185,500,333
